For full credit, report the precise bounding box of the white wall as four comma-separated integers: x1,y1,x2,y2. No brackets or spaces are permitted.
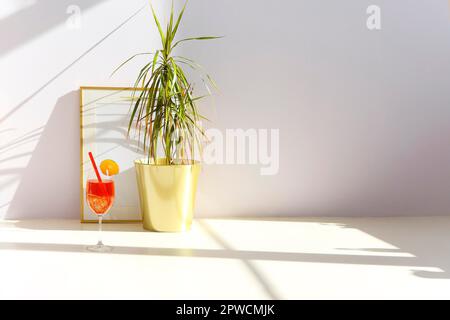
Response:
0,0,165,218
1,0,450,219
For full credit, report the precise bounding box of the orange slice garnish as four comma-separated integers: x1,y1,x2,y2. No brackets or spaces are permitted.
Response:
100,159,120,176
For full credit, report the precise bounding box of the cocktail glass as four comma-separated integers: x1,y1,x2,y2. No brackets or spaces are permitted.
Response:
86,175,115,252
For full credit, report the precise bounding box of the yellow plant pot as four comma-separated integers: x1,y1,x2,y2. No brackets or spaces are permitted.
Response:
135,159,201,232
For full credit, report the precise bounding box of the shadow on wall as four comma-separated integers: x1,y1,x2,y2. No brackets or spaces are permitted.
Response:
6,91,80,219
4,89,143,219
0,0,108,57
0,2,145,126
0,2,147,218
0,127,42,208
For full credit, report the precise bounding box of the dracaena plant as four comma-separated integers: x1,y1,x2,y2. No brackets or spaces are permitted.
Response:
113,1,220,165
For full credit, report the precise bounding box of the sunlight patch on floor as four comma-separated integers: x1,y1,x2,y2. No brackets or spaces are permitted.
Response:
201,219,413,257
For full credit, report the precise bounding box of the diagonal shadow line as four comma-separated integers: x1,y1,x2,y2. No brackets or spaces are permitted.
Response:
2,233,448,280
0,4,146,125
0,132,43,151
197,220,281,300
0,0,110,57
0,127,44,146
0,241,432,269
81,88,134,110
0,127,44,153
0,139,40,155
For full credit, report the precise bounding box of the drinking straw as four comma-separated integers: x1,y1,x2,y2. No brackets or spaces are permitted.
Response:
88,151,110,200
88,152,103,183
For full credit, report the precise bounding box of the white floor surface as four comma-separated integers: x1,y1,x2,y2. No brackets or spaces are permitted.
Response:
1,217,450,299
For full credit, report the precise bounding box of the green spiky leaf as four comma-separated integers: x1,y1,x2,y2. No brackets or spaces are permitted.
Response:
115,0,221,165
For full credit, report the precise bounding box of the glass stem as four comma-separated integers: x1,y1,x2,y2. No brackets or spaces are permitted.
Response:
98,215,103,246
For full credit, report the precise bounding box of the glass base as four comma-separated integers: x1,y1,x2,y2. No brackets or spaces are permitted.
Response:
87,241,112,253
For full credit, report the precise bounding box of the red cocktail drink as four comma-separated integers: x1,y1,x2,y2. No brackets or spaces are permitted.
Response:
86,152,119,253
86,179,115,215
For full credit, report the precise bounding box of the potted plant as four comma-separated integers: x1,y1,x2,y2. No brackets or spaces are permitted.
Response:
114,1,220,232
